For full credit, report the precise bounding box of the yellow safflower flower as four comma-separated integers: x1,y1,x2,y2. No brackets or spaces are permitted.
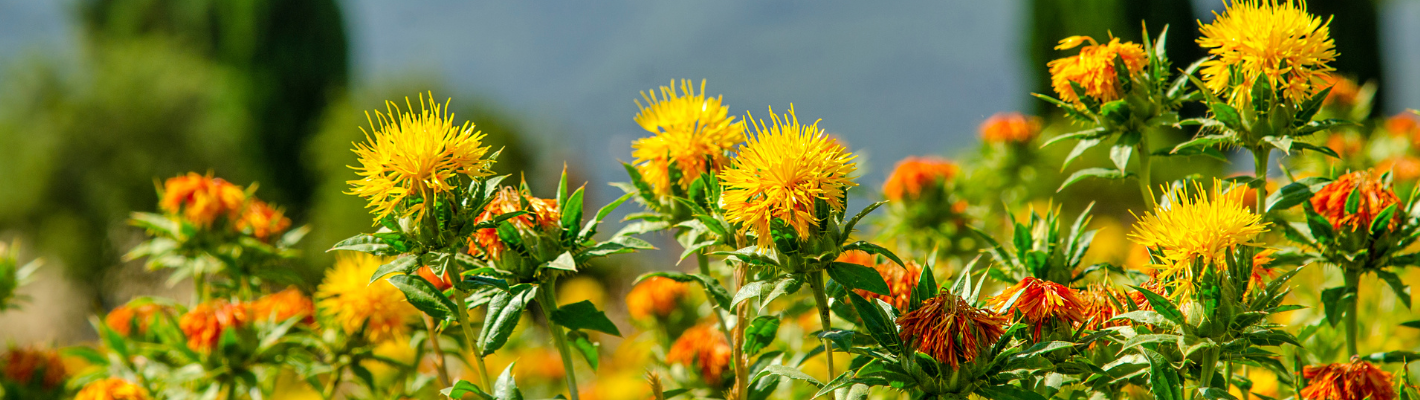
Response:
317,253,418,342
1197,0,1337,107
347,93,494,225
720,105,856,249
75,378,149,400
1129,180,1267,299
632,80,745,197
1047,36,1147,105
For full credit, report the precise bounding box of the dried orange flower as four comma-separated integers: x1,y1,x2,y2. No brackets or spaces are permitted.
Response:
666,324,732,385
235,199,291,241
179,300,248,352
988,277,1085,340
1048,36,1147,105
159,172,247,228
1197,0,1337,107
247,287,315,325
882,156,957,202
979,112,1042,144
1310,170,1401,232
626,276,688,321
896,293,1008,369
105,302,167,336
1,346,66,389
75,378,150,400
632,80,745,196
1078,284,1130,331
466,186,561,260
853,260,922,311
1301,357,1395,400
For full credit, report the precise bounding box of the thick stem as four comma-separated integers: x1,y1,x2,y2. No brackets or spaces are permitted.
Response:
731,264,750,400
1135,135,1158,211
1344,267,1361,356
452,290,492,389
537,280,580,400
425,316,452,387
698,252,733,340
1253,148,1269,214
808,270,836,383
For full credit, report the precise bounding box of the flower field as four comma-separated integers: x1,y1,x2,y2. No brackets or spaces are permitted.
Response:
5,0,1420,399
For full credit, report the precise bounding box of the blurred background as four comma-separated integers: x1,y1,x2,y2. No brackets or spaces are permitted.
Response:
0,0,1417,345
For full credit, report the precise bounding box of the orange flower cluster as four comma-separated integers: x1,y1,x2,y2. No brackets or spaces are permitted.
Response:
1,346,66,389
979,112,1042,144
1387,113,1420,143
467,186,562,260
837,251,921,310
896,294,1008,369
882,156,957,202
1300,357,1395,400
248,287,315,325
1379,156,1420,182
179,300,248,352
626,276,688,321
988,277,1085,340
158,173,291,240
666,324,732,385
235,200,291,241
105,302,168,336
1310,170,1401,232
75,378,150,400
1250,249,1279,291
1048,36,1147,105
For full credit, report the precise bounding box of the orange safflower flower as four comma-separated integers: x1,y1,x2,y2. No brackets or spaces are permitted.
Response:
882,157,957,202
1048,36,1147,105
979,112,1042,144
1386,113,1420,143
105,302,167,336
988,277,1085,340
896,294,1008,369
1324,134,1363,160
666,324,732,385
1,346,66,389
416,266,454,291
179,300,248,352
1301,357,1395,400
159,172,247,228
247,287,315,325
1310,170,1401,232
1318,73,1361,108
235,199,291,241
851,259,922,311
1251,249,1279,291
626,276,688,321
1378,156,1420,182
75,378,150,400
467,186,562,260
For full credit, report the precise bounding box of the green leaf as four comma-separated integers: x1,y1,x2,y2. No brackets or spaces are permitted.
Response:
911,257,939,311
1113,54,1133,94
976,385,1049,400
1063,137,1104,169
493,362,524,400
1130,286,1185,326
743,316,781,356
579,192,635,240
370,255,420,284
845,291,901,354
1266,177,1330,213
732,280,773,308
546,252,577,272
841,241,905,268
826,262,891,296
843,201,887,238
1112,310,1175,326
1320,286,1351,327
1291,141,1340,159
329,234,400,256
561,186,585,232
441,379,493,400
1375,269,1411,309
1199,387,1240,400
388,274,458,321
480,285,537,355
567,330,601,370
1345,186,1362,215
753,364,821,387
1141,348,1184,400
550,300,622,336
1120,334,1180,353
1058,168,1129,192
1295,119,1355,136
1042,127,1107,148
1110,132,1140,172
1295,86,1333,124
636,271,731,310
1372,204,1399,235
1209,102,1243,130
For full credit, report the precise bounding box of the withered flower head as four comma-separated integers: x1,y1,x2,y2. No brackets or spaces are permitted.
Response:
1301,357,1395,400
988,277,1086,340
1,346,66,390
896,294,1008,369
1310,170,1401,232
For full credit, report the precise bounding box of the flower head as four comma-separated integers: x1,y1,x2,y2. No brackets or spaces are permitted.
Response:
896,293,1008,369
75,378,150,400
882,156,957,202
1197,0,1337,107
467,186,562,260
721,106,857,248
632,80,745,197
248,287,315,325
979,112,1043,144
988,277,1085,340
235,199,291,241
1,346,66,389
317,253,418,342
179,299,247,352
666,324,732,385
159,172,247,228
1130,180,1266,299
1078,284,1131,331
347,93,494,225
105,301,168,336
1048,36,1147,105
626,276,688,321
1301,357,1395,400
1310,170,1401,232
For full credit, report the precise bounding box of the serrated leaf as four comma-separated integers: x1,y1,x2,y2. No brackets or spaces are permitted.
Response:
480,285,536,355
370,255,419,284
1063,137,1104,169
826,261,891,296
753,364,821,387
567,330,600,370
1131,286,1185,326
743,316,780,356
389,274,458,321
550,300,621,336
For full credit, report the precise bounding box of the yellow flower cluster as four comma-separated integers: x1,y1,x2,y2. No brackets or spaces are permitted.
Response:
1197,0,1337,107
316,253,419,342
1129,181,1266,299
632,80,745,196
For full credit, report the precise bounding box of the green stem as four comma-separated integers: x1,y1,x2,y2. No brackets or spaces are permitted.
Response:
1253,148,1269,214
453,289,492,390
1198,347,1220,396
537,279,580,400
697,252,733,341
1344,267,1361,356
193,273,207,304
731,263,750,400
808,269,836,384
1223,361,1233,393
1135,135,1158,211
426,316,452,388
